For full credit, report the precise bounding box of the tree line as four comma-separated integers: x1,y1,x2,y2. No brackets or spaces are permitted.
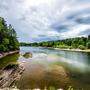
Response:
0,17,19,52
21,35,90,50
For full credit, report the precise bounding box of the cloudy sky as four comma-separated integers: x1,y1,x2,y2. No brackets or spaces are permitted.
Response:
0,0,90,42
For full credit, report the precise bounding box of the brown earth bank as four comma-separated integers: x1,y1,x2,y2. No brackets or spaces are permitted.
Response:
0,50,19,59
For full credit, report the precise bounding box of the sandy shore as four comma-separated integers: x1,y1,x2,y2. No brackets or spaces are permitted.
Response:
54,48,90,52
0,50,19,59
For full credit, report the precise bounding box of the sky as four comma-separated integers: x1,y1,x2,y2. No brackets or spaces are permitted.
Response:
0,0,90,42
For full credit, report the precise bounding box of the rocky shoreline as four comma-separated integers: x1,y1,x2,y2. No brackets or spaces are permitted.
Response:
0,63,25,89
0,50,19,59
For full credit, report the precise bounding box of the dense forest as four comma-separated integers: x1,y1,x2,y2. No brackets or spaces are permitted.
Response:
0,17,19,52
21,35,90,50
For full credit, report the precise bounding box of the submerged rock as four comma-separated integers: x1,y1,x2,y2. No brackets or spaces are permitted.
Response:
23,52,32,58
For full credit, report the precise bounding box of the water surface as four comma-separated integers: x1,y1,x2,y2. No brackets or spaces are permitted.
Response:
0,47,90,90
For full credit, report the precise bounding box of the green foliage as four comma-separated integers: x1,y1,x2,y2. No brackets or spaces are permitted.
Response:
68,46,73,49
2,38,9,45
0,17,19,52
0,44,7,52
56,45,69,49
20,35,90,50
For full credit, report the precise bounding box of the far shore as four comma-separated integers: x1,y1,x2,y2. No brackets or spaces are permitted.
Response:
40,46,90,52
0,50,19,59
21,46,90,53
54,48,90,52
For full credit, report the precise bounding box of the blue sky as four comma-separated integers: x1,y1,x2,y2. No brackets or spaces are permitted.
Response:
0,0,90,42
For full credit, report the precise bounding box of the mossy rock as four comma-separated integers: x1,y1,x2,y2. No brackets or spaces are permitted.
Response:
23,52,32,58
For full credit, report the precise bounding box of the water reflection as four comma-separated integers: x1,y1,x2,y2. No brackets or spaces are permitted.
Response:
17,63,70,90
0,47,90,89
17,47,90,90
20,47,90,73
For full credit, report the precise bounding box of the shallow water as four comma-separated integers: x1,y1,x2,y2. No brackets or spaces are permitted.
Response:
0,47,90,90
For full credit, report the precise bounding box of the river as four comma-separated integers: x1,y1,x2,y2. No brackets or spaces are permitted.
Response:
0,47,90,90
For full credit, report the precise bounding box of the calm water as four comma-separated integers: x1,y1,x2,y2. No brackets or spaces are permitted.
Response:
0,47,90,90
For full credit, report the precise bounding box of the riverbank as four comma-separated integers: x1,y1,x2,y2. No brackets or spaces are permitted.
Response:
0,50,19,59
41,46,90,52
54,48,90,52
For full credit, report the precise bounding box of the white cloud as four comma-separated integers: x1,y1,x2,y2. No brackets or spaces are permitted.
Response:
0,0,90,42
61,25,90,38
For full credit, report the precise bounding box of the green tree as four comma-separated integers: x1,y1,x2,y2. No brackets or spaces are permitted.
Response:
0,17,19,52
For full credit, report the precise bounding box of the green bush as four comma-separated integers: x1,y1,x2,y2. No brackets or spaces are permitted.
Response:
69,46,73,49
86,42,90,49
78,45,86,50
57,45,69,49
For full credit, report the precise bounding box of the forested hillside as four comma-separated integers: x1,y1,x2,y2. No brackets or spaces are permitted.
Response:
0,17,19,52
21,36,90,50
